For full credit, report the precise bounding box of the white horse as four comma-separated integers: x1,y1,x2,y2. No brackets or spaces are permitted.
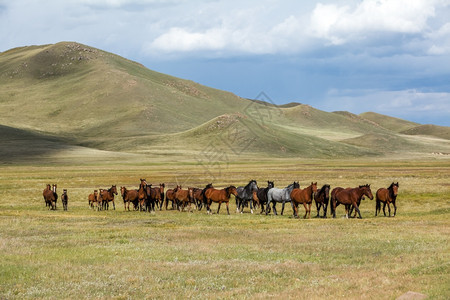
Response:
266,182,299,215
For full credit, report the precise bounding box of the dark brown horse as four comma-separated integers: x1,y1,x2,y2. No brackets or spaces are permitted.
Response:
376,182,399,217
100,185,118,210
61,189,68,211
192,188,205,210
158,183,165,210
146,184,162,212
331,184,373,219
204,185,238,215
43,184,58,210
290,182,318,219
88,190,99,210
121,186,139,211
314,184,330,218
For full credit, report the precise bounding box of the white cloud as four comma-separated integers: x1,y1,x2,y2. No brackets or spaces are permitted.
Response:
427,22,450,55
309,0,441,45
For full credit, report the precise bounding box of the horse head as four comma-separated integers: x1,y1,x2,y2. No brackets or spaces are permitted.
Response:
390,182,399,198
267,181,274,189
120,186,126,197
311,182,318,194
227,186,238,197
360,184,374,200
140,178,147,187
294,181,300,189
111,185,118,195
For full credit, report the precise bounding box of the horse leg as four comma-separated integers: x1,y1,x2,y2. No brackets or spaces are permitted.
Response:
354,202,362,219
307,203,311,219
236,198,240,213
281,202,285,216
250,199,254,214
217,202,222,214
331,199,336,218
292,203,298,218
393,199,397,217
226,202,230,215
382,202,387,216
387,201,391,217
272,203,278,216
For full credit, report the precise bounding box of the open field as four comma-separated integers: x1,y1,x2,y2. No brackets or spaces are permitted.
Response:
1,159,449,299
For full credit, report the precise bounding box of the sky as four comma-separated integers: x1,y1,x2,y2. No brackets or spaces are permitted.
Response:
1,0,450,126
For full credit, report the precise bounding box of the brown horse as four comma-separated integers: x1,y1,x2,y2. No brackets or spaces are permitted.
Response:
43,184,51,207
121,186,139,211
61,189,68,211
376,182,399,217
191,183,214,210
164,186,177,210
100,185,118,210
174,185,194,212
138,179,147,211
314,184,330,218
43,184,58,210
332,184,373,219
204,185,238,215
290,182,318,219
88,190,99,210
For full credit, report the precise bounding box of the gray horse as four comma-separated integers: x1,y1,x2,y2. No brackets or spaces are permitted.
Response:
266,182,299,215
236,179,258,213
235,179,258,213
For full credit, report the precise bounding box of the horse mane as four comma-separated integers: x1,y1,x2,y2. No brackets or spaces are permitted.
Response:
317,184,330,197
388,182,398,199
225,185,236,195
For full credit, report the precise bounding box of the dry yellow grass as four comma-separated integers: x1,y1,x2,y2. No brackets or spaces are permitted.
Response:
0,159,449,299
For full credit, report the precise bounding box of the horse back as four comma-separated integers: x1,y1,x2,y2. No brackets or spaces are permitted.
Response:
376,188,390,202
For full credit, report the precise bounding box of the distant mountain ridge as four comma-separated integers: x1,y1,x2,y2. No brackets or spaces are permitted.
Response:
1,42,449,161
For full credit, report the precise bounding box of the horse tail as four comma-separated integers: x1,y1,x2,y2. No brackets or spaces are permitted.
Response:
375,196,381,215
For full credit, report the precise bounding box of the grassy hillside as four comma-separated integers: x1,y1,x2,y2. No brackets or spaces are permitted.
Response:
0,42,246,138
1,42,450,161
359,112,419,132
401,124,450,140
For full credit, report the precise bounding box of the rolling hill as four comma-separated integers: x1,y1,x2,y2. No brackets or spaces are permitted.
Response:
1,42,449,162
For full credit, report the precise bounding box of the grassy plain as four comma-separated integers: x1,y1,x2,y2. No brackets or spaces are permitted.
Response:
0,159,449,299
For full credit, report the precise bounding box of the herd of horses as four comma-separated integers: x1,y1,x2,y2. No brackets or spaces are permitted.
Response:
43,179,399,218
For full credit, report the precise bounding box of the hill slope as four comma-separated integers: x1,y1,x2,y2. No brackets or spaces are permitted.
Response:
359,112,419,132
0,42,247,138
1,42,449,160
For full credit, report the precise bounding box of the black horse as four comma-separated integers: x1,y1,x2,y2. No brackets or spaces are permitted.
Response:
254,181,274,214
